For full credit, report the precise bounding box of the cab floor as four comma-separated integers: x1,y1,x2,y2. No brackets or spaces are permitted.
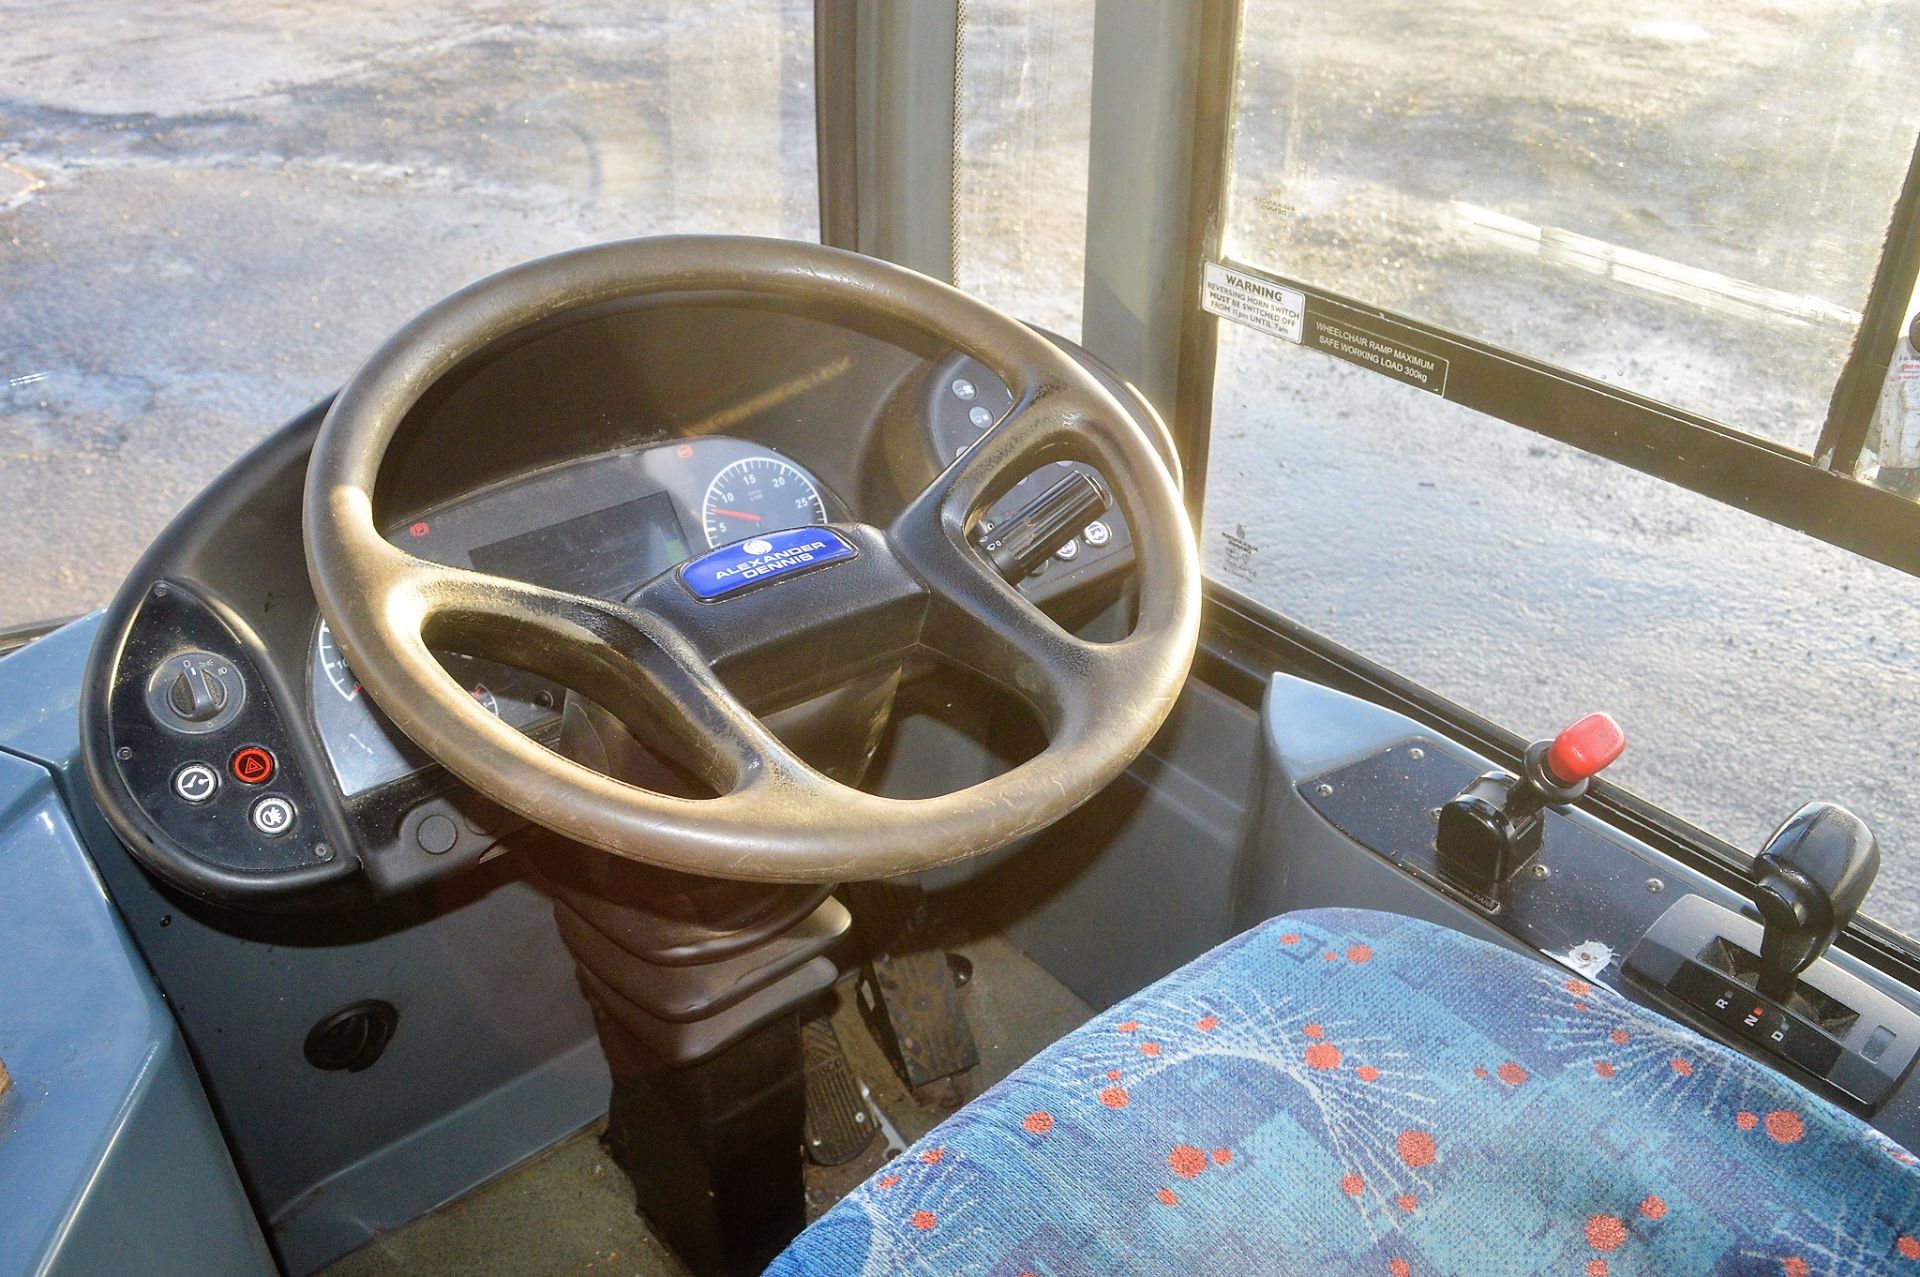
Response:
317,929,1094,1277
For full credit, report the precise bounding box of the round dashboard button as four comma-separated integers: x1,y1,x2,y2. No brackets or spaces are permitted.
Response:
249,795,297,837
416,814,459,855
230,745,275,785
172,762,219,804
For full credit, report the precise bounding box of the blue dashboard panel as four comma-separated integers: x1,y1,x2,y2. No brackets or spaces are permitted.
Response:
679,527,856,600
0,739,274,1276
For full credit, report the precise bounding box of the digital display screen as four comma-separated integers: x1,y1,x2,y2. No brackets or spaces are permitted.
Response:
468,490,691,601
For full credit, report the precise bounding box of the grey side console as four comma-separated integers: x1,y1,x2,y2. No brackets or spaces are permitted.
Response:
0,745,274,1276
1240,672,1920,1144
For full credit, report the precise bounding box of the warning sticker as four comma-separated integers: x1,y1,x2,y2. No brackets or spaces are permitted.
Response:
1203,262,1305,344
1204,262,1454,398
1304,312,1450,395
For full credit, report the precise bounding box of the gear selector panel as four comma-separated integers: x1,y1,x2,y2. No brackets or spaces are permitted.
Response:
1626,893,1920,1108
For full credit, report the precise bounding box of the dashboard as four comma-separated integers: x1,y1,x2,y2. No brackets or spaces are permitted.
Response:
80,299,1160,910
310,435,842,798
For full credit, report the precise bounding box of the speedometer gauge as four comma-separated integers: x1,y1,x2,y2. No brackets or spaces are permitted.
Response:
317,620,502,715
701,455,827,548
316,620,362,701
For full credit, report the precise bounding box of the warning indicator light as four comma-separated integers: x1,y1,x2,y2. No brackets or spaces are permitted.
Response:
230,746,276,785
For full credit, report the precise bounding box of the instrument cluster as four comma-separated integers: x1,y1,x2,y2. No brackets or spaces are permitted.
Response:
309,435,838,797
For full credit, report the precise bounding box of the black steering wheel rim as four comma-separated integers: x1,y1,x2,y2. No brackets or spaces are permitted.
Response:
304,235,1199,882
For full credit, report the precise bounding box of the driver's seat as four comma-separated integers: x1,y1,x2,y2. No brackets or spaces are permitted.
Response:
769,908,1920,1275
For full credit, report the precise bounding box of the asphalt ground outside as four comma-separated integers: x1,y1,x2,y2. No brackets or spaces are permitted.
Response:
7,1,1920,936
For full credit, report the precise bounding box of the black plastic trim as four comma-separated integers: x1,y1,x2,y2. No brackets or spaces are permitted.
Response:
80,406,367,911
83,591,364,909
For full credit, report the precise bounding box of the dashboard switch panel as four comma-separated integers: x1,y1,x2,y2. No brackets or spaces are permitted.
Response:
103,583,334,875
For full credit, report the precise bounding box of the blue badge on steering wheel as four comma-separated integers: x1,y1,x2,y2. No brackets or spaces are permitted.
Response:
679,527,857,601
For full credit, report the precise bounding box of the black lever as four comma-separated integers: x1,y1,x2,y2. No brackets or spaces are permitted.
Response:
975,470,1110,580
1435,712,1625,903
1751,802,1880,1000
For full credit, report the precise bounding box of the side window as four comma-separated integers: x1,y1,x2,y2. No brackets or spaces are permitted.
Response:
0,3,818,629
1223,2,1918,449
1203,3,1920,938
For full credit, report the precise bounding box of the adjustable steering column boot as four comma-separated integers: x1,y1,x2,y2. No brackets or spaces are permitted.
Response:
529,679,891,1277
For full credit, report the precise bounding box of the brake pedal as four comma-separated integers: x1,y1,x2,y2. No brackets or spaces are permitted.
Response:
801,1012,876,1166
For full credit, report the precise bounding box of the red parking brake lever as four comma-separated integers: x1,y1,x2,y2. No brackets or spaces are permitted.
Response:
1544,713,1627,788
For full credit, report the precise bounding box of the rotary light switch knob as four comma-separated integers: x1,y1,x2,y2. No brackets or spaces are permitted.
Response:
167,663,229,722
146,650,245,734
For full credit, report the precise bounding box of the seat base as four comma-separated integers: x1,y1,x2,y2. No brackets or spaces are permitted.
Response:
771,907,1920,1276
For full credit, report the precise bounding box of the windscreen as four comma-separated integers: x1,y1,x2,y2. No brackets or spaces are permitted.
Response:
0,1,817,629
1223,0,1920,451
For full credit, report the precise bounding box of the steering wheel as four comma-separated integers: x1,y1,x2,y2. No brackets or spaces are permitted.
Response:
304,236,1199,882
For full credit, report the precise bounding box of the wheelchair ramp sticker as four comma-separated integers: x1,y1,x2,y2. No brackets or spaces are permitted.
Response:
1304,309,1451,395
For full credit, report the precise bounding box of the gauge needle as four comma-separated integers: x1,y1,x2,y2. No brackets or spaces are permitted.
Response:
710,508,762,521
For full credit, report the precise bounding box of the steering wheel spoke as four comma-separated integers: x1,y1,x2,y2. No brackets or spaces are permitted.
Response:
890,386,1126,731
889,521,1091,735
407,564,796,797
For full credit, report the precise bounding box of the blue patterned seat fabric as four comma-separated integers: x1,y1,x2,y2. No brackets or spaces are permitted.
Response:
769,907,1920,1276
